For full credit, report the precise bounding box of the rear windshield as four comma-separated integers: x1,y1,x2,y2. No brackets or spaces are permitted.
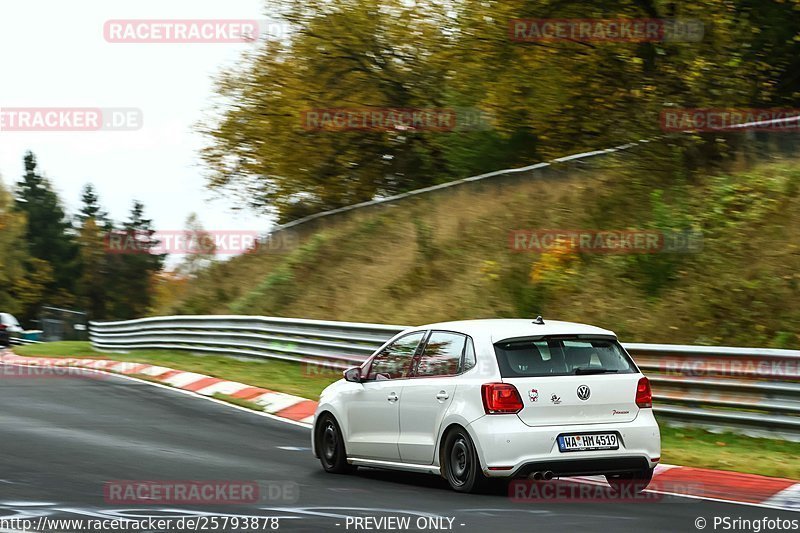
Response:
493,337,637,377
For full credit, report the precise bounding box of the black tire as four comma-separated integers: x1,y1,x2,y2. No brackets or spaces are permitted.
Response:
605,467,654,495
315,414,355,474
441,427,492,493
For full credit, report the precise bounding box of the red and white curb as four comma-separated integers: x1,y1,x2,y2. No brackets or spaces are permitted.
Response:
0,352,318,425
1,351,798,511
571,464,800,510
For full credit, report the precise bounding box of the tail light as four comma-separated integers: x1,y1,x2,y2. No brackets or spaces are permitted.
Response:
481,383,523,414
0,324,6,331
636,377,652,408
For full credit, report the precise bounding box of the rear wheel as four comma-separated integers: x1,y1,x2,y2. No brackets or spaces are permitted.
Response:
316,414,355,474
441,427,492,493
605,467,654,494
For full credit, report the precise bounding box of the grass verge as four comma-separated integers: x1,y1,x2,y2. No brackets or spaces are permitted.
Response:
10,341,800,479
213,393,264,412
659,425,800,479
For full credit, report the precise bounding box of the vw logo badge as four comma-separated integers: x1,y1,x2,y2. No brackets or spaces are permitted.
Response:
577,385,591,401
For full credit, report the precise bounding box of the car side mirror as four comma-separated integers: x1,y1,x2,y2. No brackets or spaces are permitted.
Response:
343,367,362,383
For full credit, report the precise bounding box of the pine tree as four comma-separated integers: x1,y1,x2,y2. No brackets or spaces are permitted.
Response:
75,183,110,319
76,184,108,225
106,200,165,318
14,151,79,308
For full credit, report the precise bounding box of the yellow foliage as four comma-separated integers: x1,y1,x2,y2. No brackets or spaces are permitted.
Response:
529,237,578,285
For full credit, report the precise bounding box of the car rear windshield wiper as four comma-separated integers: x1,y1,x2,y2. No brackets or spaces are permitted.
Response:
574,367,619,375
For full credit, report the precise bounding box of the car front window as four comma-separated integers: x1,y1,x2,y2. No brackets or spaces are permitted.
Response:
414,331,466,377
365,331,426,380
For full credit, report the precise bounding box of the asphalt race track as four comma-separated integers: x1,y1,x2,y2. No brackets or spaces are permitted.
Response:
0,365,795,532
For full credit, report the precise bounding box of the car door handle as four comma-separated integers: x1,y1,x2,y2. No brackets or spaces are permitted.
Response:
387,392,399,403
435,391,449,401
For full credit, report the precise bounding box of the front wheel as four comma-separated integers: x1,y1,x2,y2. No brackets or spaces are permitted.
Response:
605,467,654,494
315,414,355,474
441,427,492,493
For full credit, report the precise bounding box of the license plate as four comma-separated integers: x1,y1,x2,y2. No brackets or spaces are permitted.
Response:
558,433,619,452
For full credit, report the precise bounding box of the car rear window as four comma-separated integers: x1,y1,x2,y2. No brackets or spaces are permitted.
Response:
493,337,637,377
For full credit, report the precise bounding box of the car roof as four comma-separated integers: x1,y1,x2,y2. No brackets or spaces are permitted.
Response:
412,318,616,343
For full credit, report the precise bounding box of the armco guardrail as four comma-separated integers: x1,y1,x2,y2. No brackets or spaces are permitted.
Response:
262,116,800,243
10,337,42,346
90,315,406,368
89,315,800,439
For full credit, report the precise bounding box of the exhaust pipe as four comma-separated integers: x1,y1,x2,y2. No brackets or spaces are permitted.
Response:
531,472,543,480
543,471,554,480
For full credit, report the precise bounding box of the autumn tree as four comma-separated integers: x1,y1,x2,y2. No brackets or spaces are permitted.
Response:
201,0,800,222
175,212,217,278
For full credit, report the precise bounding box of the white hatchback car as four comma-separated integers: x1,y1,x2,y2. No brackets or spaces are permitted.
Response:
312,318,660,493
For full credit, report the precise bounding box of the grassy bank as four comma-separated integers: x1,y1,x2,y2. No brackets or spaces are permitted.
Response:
155,156,800,349
12,341,800,480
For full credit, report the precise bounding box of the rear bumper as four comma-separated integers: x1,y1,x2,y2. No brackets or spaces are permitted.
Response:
514,456,651,477
466,409,660,478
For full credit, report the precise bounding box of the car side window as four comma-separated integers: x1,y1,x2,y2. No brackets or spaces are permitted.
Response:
414,331,467,377
365,331,425,380
461,337,476,373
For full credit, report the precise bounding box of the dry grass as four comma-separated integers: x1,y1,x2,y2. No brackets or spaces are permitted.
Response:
160,156,800,348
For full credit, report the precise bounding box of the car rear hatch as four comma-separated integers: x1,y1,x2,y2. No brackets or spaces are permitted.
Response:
494,335,641,426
